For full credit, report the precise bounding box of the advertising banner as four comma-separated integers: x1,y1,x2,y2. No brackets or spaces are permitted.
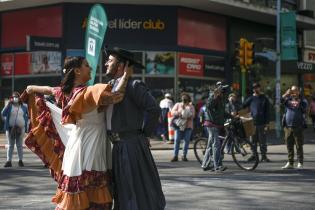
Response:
26,36,62,51
178,9,226,51
15,53,32,75
145,51,175,75
31,51,62,74
84,4,108,85
179,53,204,76
280,12,297,60
204,56,225,78
1,6,62,48
303,49,315,64
1,54,14,75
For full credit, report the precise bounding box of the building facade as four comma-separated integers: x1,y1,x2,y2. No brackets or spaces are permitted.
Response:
1,0,315,104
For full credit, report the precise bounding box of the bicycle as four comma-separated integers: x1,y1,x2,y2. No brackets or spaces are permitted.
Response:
193,117,259,171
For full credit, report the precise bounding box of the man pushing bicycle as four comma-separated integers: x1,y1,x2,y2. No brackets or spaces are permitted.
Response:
201,81,231,172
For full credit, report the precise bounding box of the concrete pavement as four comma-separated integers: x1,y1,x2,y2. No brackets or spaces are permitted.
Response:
1,127,315,150
1,144,315,209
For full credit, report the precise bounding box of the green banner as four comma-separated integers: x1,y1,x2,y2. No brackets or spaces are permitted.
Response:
280,12,297,61
85,4,108,85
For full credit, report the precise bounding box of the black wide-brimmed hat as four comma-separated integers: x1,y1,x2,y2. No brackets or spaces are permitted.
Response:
105,47,144,69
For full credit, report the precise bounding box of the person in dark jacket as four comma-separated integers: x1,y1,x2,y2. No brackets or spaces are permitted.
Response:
1,92,28,167
201,82,230,172
281,86,308,169
104,47,165,210
225,93,242,153
243,82,271,162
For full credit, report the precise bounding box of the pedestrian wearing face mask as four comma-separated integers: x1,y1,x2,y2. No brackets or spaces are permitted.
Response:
170,92,195,162
1,92,29,167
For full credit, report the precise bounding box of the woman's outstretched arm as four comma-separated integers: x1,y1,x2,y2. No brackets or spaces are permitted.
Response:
26,85,54,95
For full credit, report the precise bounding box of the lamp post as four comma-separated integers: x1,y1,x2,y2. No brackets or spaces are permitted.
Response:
275,0,281,139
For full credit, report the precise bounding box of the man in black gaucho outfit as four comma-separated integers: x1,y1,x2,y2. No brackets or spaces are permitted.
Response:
104,47,166,210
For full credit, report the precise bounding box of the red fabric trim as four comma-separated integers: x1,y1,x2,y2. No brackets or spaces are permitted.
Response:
58,170,111,193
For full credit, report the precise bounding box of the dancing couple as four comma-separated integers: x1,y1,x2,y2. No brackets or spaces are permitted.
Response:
24,48,165,210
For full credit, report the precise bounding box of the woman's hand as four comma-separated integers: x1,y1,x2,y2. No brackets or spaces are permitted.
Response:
26,86,34,94
124,61,133,77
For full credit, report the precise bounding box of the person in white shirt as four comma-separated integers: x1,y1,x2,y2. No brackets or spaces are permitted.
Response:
159,93,174,142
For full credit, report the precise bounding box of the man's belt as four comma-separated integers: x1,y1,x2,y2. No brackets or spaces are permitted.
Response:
107,130,143,142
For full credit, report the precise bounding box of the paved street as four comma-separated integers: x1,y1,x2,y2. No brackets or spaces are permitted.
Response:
0,141,315,210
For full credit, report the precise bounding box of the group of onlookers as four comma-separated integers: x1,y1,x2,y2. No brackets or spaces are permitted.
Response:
161,81,315,171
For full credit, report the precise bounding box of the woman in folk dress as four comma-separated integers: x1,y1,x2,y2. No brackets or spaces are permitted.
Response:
24,56,131,210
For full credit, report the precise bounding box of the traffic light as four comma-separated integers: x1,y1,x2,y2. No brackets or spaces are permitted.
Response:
245,41,255,67
235,38,246,67
239,38,246,66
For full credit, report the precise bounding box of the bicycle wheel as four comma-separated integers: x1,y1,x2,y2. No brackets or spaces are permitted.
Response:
231,138,259,171
193,137,208,164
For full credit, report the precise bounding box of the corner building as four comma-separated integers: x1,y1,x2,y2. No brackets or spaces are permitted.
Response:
1,0,315,105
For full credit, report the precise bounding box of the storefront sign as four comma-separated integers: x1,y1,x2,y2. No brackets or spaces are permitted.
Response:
280,12,298,60
64,4,176,49
26,36,62,51
204,56,225,78
31,51,62,74
297,62,313,71
84,4,108,85
179,53,204,76
1,54,14,75
303,49,315,64
108,18,165,30
145,51,175,75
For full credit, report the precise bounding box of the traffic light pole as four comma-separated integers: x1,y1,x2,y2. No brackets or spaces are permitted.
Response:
275,0,281,139
241,66,246,102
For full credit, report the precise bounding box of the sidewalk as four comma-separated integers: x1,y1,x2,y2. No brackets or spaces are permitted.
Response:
1,127,315,150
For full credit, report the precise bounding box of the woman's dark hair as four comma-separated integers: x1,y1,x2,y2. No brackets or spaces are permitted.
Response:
61,56,85,94
181,92,191,102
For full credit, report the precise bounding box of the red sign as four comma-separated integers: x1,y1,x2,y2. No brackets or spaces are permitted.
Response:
1,54,14,75
178,9,226,51
179,53,204,76
1,6,62,48
15,53,32,75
